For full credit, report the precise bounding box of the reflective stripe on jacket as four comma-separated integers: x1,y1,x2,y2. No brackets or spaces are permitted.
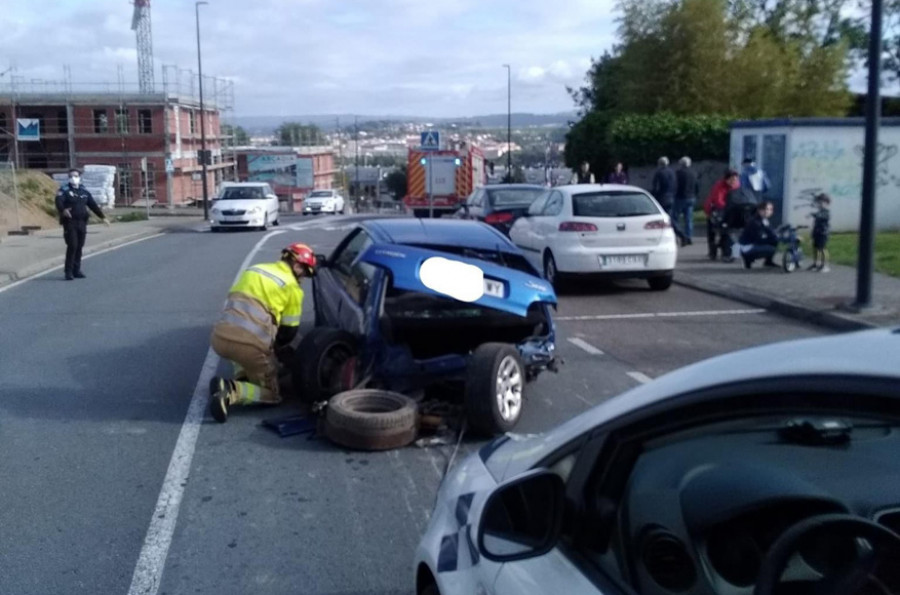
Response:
217,261,303,347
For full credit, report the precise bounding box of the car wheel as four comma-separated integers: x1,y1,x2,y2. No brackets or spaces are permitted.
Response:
543,251,560,288
465,343,525,436
273,216,280,227
648,273,674,291
260,214,269,231
292,327,359,403
210,226,221,233
323,389,418,451
413,209,428,218
420,582,440,595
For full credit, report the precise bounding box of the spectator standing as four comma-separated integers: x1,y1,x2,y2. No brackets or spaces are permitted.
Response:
606,162,628,184
808,193,832,272
674,156,699,246
740,158,770,198
703,169,740,260
571,161,596,184
651,156,684,243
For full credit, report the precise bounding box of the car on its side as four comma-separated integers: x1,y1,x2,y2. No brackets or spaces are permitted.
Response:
414,327,900,595
209,182,280,231
294,218,559,436
509,184,677,290
303,189,345,215
457,184,547,236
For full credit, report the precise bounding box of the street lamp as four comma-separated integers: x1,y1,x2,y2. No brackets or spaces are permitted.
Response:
195,1,210,221
503,64,511,184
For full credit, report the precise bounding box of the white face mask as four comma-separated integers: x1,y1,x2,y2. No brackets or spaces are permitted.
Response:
69,175,80,188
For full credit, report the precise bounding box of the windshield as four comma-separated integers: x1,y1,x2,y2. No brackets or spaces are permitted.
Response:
218,187,266,200
488,188,546,207
308,191,333,198
572,191,660,218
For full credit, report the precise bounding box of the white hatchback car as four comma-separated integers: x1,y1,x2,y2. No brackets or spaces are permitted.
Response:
414,327,900,595
509,184,677,290
209,183,280,231
303,189,345,215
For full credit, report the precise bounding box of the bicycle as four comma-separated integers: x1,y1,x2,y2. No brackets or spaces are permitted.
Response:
777,224,808,273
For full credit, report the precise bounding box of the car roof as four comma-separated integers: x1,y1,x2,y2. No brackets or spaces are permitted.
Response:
481,184,546,191
364,218,518,252
221,182,268,187
556,183,649,194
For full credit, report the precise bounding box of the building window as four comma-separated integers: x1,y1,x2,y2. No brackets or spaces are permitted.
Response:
115,108,129,134
0,112,7,133
57,109,68,134
118,163,133,204
189,111,196,135
141,163,156,202
94,109,109,133
138,109,152,134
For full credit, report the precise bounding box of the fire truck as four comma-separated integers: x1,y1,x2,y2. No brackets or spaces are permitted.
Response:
403,143,486,217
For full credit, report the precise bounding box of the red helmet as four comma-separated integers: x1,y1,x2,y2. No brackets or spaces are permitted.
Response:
282,243,316,270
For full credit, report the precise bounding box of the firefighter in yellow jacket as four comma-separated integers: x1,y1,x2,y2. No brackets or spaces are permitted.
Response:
209,243,316,423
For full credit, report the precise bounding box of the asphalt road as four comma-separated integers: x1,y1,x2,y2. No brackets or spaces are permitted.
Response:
0,214,827,595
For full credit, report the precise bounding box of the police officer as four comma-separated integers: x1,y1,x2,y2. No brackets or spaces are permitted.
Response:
55,168,109,280
208,243,317,423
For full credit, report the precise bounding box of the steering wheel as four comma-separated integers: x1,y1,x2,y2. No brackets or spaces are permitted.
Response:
755,514,900,595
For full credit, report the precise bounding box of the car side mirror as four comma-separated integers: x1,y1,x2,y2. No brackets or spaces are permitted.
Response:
477,470,565,563
315,254,329,269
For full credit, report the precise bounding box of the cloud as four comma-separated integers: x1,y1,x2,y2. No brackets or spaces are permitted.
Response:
0,0,619,116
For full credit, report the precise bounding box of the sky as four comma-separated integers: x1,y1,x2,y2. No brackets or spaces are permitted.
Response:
1,0,619,118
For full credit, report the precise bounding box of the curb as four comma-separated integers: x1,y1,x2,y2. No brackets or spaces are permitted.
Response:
674,272,876,332
0,228,167,289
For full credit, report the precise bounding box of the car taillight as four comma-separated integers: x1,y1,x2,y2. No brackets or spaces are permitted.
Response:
485,212,514,224
559,222,598,232
644,219,672,230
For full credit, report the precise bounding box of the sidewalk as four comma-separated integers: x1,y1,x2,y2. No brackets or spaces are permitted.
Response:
675,239,900,330
0,217,200,288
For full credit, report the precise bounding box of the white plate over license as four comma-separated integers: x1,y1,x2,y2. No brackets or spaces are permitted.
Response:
483,278,505,298
600,254,647,269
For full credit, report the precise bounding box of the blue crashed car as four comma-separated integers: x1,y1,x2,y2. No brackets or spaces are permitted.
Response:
294,218,559,436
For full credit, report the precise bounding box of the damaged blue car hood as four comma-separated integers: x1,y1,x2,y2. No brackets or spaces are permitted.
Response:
360,243,557,317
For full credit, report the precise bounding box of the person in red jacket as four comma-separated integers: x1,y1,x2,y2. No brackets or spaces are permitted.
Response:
703,169,739,260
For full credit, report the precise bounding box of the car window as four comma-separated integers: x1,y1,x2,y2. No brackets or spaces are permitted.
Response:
527,190,552,216
309,190,333,198
332,229,371,274
468,188,485,208
219,186,266,200
264,185,275,196
572,191,660,218
488,188,546,207
542,191,564,216
331,230,376,304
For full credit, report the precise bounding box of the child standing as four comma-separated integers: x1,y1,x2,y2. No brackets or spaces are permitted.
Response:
809,194,831,272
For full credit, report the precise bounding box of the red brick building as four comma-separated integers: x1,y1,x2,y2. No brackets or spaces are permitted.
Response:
0,92,235,207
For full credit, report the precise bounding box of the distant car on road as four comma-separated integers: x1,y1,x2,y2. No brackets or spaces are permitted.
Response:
414,326,900,595
457,184,547,236
303,189,345,215
509,184,677,291
209,182,280,231
294,218,559,437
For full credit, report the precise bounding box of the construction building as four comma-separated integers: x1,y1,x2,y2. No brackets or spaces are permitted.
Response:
0,66,237,207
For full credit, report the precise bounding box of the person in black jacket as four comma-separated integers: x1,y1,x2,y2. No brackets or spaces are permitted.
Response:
651,156,685,243
55,169,109,280
738,201,779,269
674,156,699,246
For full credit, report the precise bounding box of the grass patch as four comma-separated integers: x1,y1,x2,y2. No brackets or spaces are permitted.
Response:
114,211,149,223
801,232,900,277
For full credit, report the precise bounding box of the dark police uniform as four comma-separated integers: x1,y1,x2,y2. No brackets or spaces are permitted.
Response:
55,183,106,279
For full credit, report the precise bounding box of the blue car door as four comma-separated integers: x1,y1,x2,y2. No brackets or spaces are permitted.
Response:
315,228,374,335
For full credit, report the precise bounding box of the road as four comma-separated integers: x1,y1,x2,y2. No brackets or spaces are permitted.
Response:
0,214,827,595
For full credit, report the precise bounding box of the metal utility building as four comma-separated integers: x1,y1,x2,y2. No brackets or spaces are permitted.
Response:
730,118,900,231
0,74,236,207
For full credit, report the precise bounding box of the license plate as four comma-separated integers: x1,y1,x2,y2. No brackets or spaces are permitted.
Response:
224,216,245,222
600,255,647,269
483,279,505,298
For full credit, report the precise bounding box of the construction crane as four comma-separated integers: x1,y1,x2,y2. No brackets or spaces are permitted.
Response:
131,0,155,93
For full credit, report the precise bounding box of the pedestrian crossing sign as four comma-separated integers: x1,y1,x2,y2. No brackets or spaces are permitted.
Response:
420,131,440,151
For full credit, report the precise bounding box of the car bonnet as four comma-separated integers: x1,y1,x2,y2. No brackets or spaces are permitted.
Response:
359,243,557,317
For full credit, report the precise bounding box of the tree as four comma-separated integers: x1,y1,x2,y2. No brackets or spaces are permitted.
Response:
275,122,323,146
221,124,249,147
384,166,407,199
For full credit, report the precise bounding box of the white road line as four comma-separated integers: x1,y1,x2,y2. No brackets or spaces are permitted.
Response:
556,309,766,322
126,229,285,595
0,233,165,295
627,371,654,384
567,337,604,355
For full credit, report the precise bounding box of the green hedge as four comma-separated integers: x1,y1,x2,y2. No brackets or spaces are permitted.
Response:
607,113,731,166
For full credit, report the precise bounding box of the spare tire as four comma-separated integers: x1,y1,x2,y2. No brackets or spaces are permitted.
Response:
292,327,359,403
324,389,418,451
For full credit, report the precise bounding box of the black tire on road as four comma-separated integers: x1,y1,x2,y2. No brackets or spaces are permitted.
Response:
324,389,418,451
292,327,358,403
648,273,673,291
465,343,526,437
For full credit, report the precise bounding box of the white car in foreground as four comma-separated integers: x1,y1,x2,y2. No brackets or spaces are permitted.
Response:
509,184,677,290
414,327,900,595
210,183,280,231
303,189,345,215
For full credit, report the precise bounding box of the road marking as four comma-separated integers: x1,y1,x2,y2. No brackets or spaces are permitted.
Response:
627,371,654,384
126,229,285,595
567,337,604,355
556,308,766,322
0,233,165,295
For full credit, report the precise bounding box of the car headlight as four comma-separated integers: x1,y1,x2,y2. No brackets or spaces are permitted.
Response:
211,207,220,214
248,206,262,214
